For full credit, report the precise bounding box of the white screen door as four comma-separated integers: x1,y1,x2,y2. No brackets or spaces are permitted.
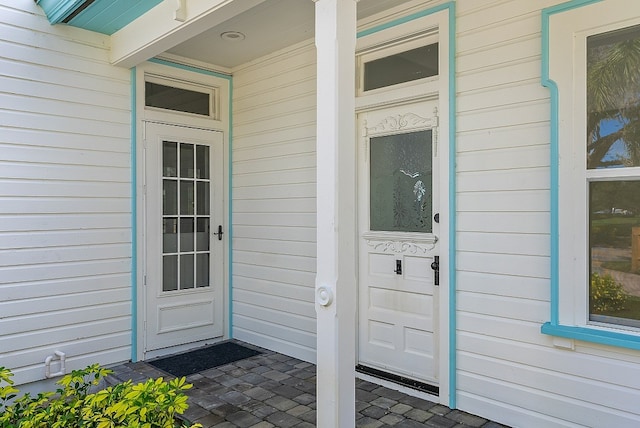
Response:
358,100,440,386
144,122,224,353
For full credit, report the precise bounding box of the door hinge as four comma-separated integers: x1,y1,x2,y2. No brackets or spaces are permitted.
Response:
143,274,147,286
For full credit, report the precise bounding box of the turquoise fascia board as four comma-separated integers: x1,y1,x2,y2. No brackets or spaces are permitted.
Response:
36,0,86,24
68,0,163,35
357,2,457,409
540,0,640,351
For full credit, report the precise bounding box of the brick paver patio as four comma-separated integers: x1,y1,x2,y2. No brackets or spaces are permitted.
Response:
106,341,509,428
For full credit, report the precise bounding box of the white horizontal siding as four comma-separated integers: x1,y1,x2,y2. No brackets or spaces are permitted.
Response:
231,41,317,363
455,1,640,426
0,1,131,386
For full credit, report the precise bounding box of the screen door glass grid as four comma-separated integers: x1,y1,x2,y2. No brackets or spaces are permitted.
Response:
162,141,210,291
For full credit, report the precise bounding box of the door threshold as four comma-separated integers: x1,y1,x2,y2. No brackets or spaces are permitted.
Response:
356,364,439,396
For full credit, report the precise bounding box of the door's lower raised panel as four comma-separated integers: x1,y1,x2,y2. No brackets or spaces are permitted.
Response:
157,298,215,334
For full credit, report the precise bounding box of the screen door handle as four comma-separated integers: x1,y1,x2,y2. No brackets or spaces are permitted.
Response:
214,225,224,240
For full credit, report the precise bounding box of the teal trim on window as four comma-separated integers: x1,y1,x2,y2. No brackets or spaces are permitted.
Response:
131,67,138,362
357,2,457,409
542,323,640,350
67,0,162,35
147,58,235,339
357,2,453,39
542,0,603,327
540,0,640,351
36,0,86,24
148,58,232,84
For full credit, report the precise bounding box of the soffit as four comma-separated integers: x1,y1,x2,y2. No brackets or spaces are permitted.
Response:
37,0,423,68
166,0,420,68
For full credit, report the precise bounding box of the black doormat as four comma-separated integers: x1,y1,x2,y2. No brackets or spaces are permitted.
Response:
148,341,261,377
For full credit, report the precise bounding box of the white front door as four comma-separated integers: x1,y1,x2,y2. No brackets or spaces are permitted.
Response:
358,100,440,386
144,122,224,353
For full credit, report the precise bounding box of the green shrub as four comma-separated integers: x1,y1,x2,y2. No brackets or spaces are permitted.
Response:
591,272,630,313
0,364,201,428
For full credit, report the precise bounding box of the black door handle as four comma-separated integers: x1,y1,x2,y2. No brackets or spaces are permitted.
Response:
214,225,224,240
431,256,439,286
394,259,402,275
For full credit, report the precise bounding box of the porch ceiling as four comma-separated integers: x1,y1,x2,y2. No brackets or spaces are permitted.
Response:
39,0,419,69
165,0,417,68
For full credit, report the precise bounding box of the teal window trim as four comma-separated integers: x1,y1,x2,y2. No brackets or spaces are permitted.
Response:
541,323,640,350
357,1,457,409
541,0,640,350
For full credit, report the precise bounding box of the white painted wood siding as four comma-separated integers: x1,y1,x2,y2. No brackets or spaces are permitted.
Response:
0,1,131,386
231,41,317,362
456,1,640,426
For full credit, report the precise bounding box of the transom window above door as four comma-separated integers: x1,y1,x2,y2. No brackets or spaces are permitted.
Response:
145,75,218,119
357,35,438,95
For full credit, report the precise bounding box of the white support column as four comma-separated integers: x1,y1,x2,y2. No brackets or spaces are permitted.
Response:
314,0,357,427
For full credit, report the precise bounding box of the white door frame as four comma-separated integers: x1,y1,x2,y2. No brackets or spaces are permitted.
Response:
143,122,225,355
134,61,231,361
354,10,451,403
357,99,441,387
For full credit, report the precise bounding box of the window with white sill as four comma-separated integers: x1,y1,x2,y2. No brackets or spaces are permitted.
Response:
548,0,640,343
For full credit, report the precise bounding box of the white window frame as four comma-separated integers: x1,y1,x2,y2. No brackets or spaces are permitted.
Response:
138,62,226,130
544,0,640,349
145,74,218,120
356,15,442,111
357,32,439,96
354,7,453,402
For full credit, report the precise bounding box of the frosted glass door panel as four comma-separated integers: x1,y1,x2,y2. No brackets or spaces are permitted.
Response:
370,130,432,233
